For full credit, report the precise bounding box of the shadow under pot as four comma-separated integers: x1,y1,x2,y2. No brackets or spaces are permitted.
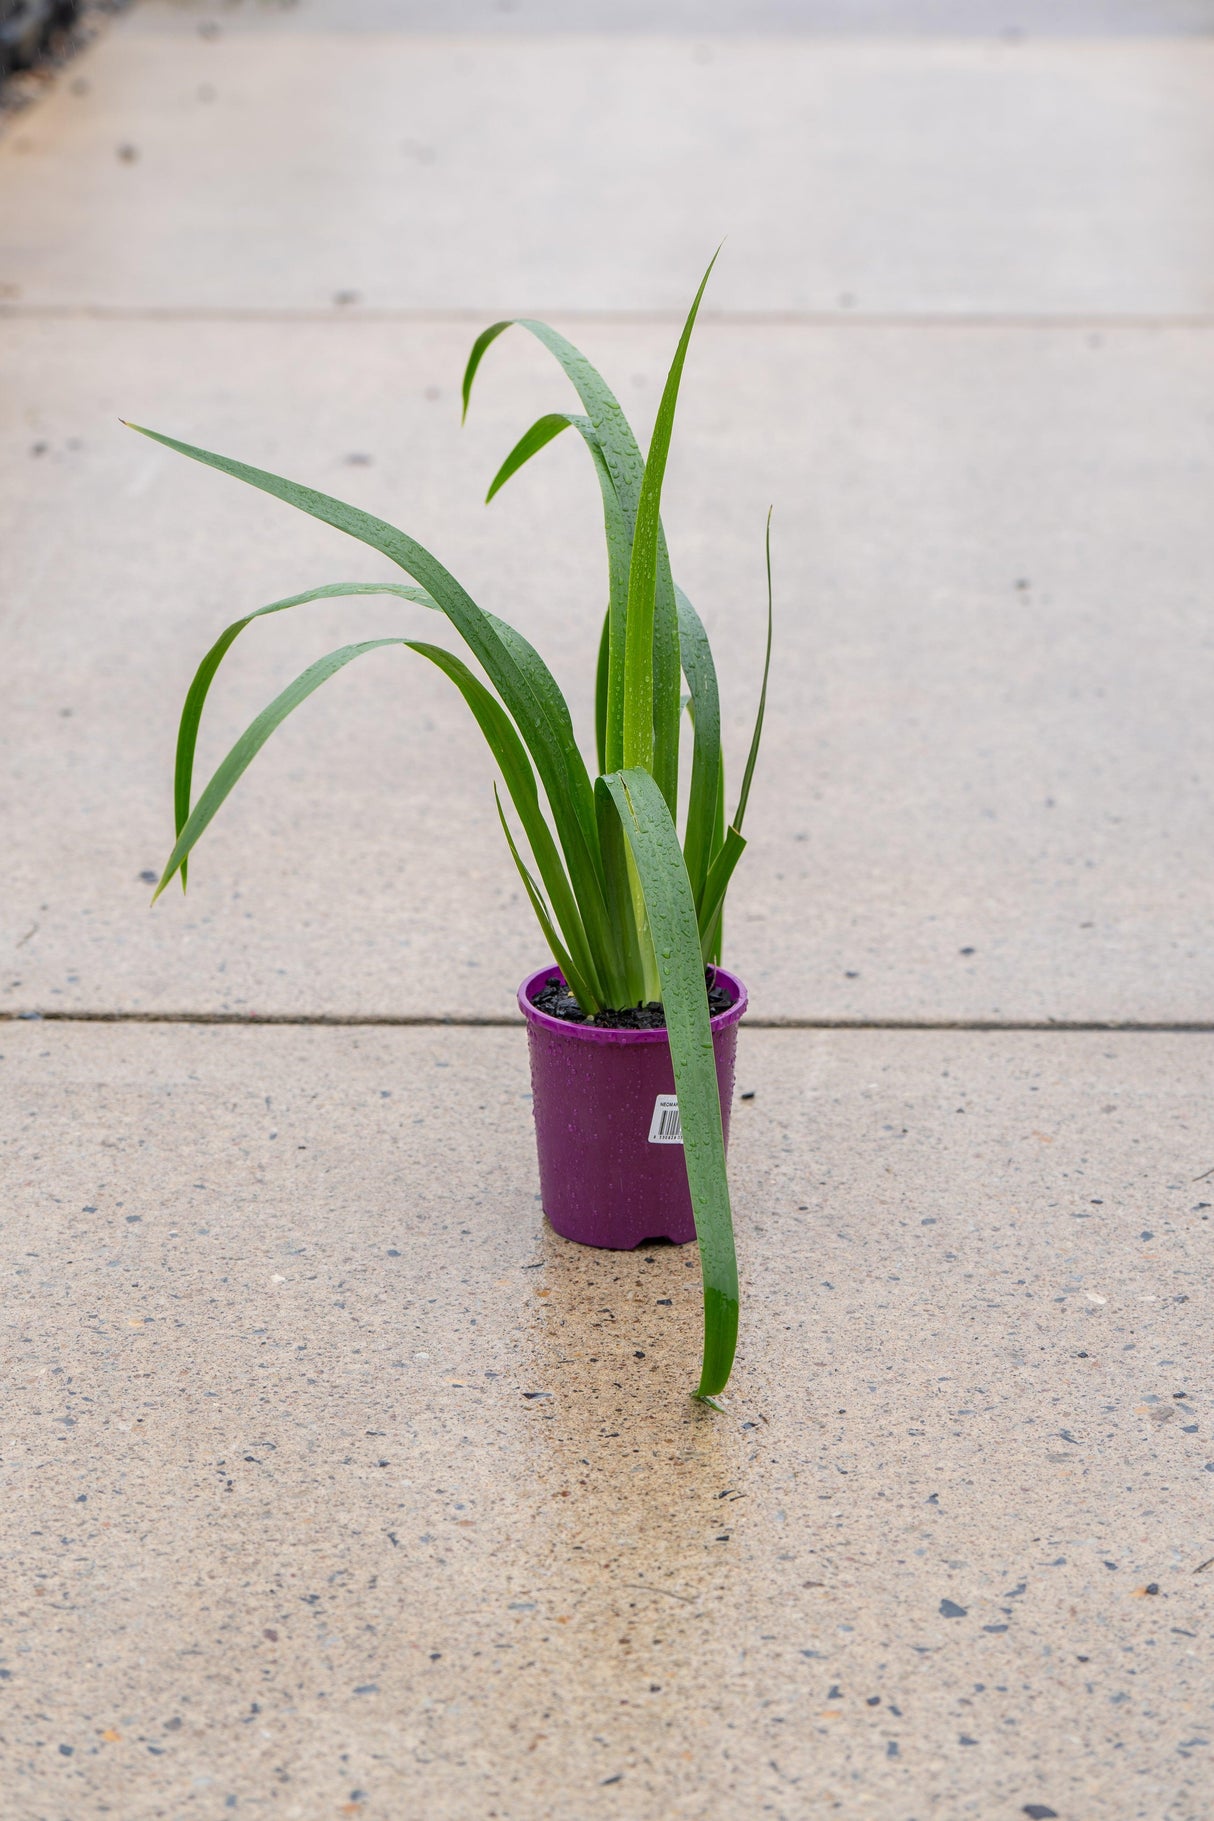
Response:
518,964,748,1251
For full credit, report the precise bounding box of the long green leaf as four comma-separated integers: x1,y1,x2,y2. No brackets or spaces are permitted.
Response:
485,414,576,504
464,321,697,996
171,581,436,890
708,748,727,965
602,767,739,1399
593,776,644,1005
697,825,746,966
622,252,719,782
673,585,721,914
732,507,774,834
470,376,634,772
406,639,602,1009
153,639,406,898
478,410,623,787
122,421,617,999
462,319,679,798
699,513,773,960
463,320,646,516
480,608,623,993
493,787,592,1012
594,606,610,778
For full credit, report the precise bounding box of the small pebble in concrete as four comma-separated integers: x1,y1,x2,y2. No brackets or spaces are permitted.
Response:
939,1599,968,1618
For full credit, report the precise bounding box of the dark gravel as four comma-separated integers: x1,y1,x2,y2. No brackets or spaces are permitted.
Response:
533,969,735,1030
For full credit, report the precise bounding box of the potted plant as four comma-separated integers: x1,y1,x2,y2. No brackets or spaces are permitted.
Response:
127,254,771,1400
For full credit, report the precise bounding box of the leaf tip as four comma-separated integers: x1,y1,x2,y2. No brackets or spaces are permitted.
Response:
149,862,183,906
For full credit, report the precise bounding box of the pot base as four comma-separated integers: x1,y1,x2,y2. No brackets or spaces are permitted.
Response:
544,1204,697,1252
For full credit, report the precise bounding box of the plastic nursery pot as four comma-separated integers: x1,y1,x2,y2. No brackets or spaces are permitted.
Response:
518,964,748,1251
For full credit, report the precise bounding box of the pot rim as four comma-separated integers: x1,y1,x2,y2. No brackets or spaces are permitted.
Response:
517,963,748,1046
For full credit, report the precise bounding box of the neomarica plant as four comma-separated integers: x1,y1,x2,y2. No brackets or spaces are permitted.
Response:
128,254,770,1400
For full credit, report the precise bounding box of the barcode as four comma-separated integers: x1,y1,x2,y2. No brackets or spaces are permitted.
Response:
648,1095,683,1145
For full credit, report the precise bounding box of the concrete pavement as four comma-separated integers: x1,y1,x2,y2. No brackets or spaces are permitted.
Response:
3,1020,1212,1819
1,3,1212,1817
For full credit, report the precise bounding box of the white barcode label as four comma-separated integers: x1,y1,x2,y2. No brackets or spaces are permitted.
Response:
648,1094,683,1145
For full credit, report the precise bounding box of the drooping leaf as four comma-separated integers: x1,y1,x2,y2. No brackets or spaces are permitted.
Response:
123,421,621,999
470,374,633,773
602,767,739,1399
485,413,577,504
461,319,680,801
463,319,646,515
154,639,408,899
170,581,436,890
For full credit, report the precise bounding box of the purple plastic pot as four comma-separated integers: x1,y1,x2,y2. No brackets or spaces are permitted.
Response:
518,963,748,1251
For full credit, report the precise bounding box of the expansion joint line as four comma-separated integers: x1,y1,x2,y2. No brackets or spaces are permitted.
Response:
1,1011,1211,1033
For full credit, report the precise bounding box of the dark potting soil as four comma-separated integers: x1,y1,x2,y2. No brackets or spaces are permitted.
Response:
533,970,734,1030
